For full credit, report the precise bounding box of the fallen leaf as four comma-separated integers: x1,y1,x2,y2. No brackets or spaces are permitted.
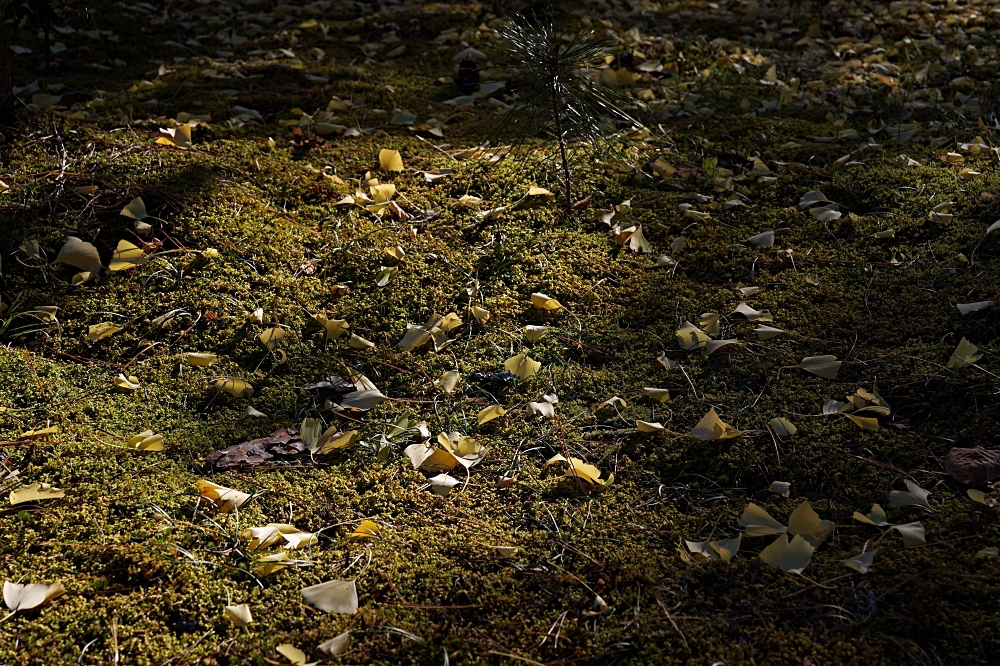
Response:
787,501,835,546
10,483,65,505
348,334,375,349
738,503,786,536
975,547,999,559
530,292,562,310
797,355,842,379
244,523,317,550
435,370,460,394
252,552,292,576
259,326,286,351
114,374,141,391
109,240,144,271
636,420,664,432
120,196,148,220
887,480,932,510
224,604,253,627
477,404,506,425
185,352,218,367
842,550,877,574
689,407,740,441
379,149,404,171
770,417,796,438
853,504,891,527
55,236,102,272
527,401,555,418
643,388,671,403
88,322,121,342
349,520,379,539
157,123,193,149
340,389,387,410
197,480,251,513
428,473,462,496
211,378,254,397
948,337,982,369
504,353,541,381
471,306,490,324
957,301,992,315
3,581,65,611
313,313,349,339
759,533,815,573
748,231,775,247
967,488,995,507
318,632,352,656
892,521,926,548
127,430,164,451
676,322,710,351
525,325,551,342
770,481,791,497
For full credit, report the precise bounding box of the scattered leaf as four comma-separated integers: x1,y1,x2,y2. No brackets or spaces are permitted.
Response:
504,353,541,381
88,322,120,342
888,480,932,510
843,550,877,574
530,292,562,310
55,236,102,272
738,503,787,536
185,352,218,367
109,240,143,271
211,378,254,397
3,581,65,611
689,407,741,441
770,481,791,497
759,533,815,573
892,521,926,548
224,604,253,627
797,355,842,379
379,149,404,171
770,417,796,438
197,480,251,513
10,483,65,505
127,430,164,451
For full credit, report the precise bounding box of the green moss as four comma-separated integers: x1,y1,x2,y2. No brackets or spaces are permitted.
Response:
1,0,1000,664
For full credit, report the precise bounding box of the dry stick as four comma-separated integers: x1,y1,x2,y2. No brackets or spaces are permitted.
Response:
415,134,457,161
656,598,690,650
677,363,700,400
22,350,46,399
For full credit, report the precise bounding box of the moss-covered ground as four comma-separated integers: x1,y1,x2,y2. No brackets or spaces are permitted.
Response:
2,0,1000,663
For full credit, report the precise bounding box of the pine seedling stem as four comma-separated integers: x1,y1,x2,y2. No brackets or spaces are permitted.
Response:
548,42,573,211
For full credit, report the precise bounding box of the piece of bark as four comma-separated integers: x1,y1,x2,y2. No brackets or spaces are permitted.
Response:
943,447,1000,487
206,428,306,470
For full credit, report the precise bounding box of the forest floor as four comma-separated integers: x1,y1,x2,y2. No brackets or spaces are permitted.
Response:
2,0,1000,664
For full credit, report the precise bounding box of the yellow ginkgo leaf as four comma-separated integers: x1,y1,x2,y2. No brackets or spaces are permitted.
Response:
504,353,541,381
525,325,551,342
10,483,65,505
887,480,932,510
318,632,352,657
787,501,835,546
120,196,148,220
892,521,926,548
349,520,379,539
259,326,285,350
211,378,253,397
755,325,785,340
967,488,994,506
319,430,360,454
348,334,375,349
252,552,291,576
127,430,164,451
676,323,710,351
20,426,58,439
434,370,460,394
437,432,484,466
224,604,253,627
197,480,251,513
109,240,144,271
114,374,141,390
478,404,506,425
689,407,740,441
3,581,65,611
71,271,95,286
404,442,459,473
797,355,842,379
853,504,891,527
699,313,720,336
643,387,671,403
313,313,349,340
770,417,796,438
759,533,815,573
527,185,554,197
530,292,562,310
379,148,404,171
738,503,787,536
636,420,664,432
302,579,358,614
185,352,218,367
770,481,791,497
156,123,193,149
566,457,603,485
947,337,982,369
842,550,877,574
471,305,490,324
845,414,879,430
88,322,120,342
55,236,103,272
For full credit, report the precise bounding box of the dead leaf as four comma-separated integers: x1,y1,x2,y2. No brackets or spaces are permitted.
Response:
759,533,814,573
55,237,102,272
10,483,65,505
689,407,740,441
379,149,404,171
3,581,65,611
